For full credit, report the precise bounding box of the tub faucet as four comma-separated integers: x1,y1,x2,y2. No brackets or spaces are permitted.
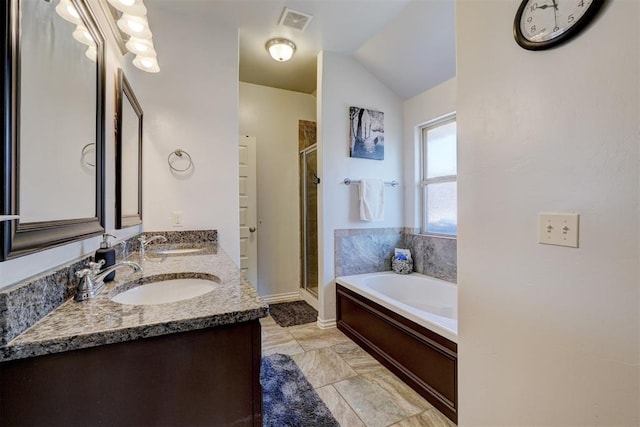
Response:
75,260,142,301
138,234,168,259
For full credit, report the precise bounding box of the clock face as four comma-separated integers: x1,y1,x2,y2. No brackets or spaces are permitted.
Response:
514,0,604,50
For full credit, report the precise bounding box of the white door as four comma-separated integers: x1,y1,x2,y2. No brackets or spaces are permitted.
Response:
239,136,258,289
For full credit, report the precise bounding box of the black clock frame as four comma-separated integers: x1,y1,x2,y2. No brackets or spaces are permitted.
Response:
513,0,605,51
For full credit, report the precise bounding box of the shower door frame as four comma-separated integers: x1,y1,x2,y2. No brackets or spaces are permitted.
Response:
299,144,318,297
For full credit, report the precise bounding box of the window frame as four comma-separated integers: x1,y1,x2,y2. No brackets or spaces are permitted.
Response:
420,112,457,237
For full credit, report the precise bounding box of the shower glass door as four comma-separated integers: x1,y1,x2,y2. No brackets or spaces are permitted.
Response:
300,146,318,297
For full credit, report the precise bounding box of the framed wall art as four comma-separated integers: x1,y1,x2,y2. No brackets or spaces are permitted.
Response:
349,106,384,160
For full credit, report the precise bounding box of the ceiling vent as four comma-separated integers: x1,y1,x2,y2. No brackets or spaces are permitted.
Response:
278,7,313,32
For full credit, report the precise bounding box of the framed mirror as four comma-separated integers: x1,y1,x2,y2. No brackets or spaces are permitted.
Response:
1,0,106,260
115,69,143,229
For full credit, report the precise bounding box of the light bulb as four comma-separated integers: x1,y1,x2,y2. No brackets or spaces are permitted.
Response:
127,20,144,33
55,0,82,25
85,45,97,62
133,55,160,73
125,37,157,56
107,0,147,16
72,24,95,46
117,14,152,38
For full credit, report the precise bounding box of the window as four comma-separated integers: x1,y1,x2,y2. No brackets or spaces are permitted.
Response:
421,114,457,236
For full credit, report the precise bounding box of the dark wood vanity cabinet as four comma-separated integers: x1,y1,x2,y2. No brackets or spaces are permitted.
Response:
0,320,262,426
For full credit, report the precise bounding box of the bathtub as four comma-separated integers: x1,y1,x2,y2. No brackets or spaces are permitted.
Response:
335,271,457,343
335,271,458,423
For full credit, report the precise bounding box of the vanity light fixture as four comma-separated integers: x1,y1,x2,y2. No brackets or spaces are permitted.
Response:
265,38,296,62
55,0,82,25
107,0,160,73
107,0,147,16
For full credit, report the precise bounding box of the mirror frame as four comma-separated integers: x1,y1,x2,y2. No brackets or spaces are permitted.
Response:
1,0,106,261
115,69,143,229
96,0,127,56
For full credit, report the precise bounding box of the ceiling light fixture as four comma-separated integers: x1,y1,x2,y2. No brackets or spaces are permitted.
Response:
265,38,296,62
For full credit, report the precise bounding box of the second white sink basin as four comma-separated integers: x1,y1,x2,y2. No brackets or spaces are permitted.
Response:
111,277,218,305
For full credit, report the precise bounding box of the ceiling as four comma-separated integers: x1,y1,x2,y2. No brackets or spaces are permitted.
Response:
148,0,456,100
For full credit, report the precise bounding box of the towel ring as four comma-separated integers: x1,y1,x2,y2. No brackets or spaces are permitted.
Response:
81,143,95,167
168,149,193,172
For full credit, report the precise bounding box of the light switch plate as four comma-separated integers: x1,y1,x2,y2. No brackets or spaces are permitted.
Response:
171,211,183,227
538,213,579,248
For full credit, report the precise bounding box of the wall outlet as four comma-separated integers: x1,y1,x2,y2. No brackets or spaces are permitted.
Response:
172,211,183,227
538,212,579,248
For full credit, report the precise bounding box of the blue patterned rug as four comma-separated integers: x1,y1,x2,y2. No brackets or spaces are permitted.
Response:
261,354,339,427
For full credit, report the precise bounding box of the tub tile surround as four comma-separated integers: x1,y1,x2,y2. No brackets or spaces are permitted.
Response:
0,230,250,361
260,316,456,427
403,229,457,282
334,228,457,282
335,228,403,276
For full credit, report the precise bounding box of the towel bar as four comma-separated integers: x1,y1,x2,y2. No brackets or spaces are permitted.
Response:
343,178,399,187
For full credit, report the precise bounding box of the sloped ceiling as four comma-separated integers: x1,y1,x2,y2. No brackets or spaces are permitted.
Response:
148,0,456,100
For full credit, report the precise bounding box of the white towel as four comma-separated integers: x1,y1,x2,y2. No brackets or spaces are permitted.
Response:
359,178,384,221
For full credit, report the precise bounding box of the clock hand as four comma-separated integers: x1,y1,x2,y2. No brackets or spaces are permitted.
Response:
537,4,554,9
551,0,558,29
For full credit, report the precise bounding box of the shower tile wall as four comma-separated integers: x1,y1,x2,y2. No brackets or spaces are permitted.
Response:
334,228,457,283
299,120,316,150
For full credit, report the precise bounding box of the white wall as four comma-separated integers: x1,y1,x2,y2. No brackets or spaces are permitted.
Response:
403,77,456,228
457,1,640,425
239,82,316,298
134,5,240,263
317,51,403,322
0,0,141,288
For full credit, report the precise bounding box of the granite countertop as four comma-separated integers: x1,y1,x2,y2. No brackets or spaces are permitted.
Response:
1,243,268,362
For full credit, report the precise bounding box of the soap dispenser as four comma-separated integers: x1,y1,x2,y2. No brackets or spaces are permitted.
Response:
95,234,116,282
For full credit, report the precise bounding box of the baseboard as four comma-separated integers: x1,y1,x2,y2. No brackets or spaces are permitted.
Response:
316,318,336,329
261,292,300,304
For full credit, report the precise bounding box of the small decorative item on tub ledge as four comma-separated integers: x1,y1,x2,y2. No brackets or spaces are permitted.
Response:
392,248,413,274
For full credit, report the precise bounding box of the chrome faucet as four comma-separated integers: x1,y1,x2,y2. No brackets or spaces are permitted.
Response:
138,234,168,259
74,260,142,301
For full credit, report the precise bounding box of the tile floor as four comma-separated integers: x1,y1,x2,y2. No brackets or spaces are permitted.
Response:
260,316,456,427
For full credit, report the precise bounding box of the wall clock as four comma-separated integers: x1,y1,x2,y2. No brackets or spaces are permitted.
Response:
514,0,604,50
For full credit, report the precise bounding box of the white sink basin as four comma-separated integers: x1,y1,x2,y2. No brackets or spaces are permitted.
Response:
111,278,218,305
153,248,204,255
